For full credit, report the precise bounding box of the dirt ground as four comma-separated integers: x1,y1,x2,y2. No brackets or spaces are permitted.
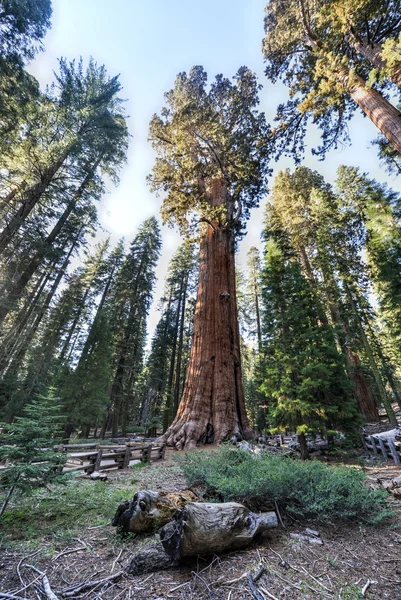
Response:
0,449,401,600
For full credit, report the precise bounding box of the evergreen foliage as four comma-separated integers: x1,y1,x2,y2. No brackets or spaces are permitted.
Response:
178,448,391,523
0,388,66,516
263,0,401,160
260,234,358,454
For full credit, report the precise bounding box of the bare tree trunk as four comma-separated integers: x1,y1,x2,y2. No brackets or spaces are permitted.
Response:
160,183,251,449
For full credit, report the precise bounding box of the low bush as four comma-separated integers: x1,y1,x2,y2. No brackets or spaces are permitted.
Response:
177,447,391,524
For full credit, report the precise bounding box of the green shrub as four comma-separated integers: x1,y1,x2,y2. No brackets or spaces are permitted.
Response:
177,447,391,524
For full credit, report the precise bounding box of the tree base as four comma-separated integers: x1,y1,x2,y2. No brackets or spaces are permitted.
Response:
159,419,254,450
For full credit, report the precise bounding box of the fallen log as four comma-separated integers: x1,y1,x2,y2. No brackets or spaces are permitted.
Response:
126,501,278,574
160,502,277,559
112,489,197,533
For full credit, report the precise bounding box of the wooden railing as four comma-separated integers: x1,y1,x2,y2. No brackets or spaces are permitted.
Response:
61,442,166,474
363,435,401,464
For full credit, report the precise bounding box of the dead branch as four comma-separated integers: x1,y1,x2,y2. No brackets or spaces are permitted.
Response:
61,570,125,597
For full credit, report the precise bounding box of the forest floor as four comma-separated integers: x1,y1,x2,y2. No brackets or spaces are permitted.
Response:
0,449,401,600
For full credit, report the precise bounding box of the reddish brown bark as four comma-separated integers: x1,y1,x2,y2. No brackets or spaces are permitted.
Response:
161,180,252,449
349,37,401,90
328,301,379,422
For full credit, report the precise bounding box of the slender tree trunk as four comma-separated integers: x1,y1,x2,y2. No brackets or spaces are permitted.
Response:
328,300,379,421
0,155,68,253
0,485,15,518
254,281,262,353
163,280,183,432
344,284,398,425
298,432,309,460
58,286,91,362
173,275,188,416
2,233,81,378
161,180,252,449
298,246,330,326
0,164,100,322
350,36,401,90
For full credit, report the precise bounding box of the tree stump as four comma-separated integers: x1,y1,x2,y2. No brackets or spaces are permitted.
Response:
112,489,197,533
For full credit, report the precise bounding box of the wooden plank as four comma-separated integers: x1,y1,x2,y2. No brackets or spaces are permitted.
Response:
96,463,121,471
388,439,401,465
368,436,378,455
67,451,98,459
101,451,126,460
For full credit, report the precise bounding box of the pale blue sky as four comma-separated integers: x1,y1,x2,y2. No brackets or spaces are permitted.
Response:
29,0,400,336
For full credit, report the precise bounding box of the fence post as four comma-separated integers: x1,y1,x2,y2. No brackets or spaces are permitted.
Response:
93,448,103,472
368,436,378,455
388,439,400,465
122,446,131,469
377,438,388,459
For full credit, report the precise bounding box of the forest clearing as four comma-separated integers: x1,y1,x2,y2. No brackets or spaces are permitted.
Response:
2,1,401,599
1,445,401,600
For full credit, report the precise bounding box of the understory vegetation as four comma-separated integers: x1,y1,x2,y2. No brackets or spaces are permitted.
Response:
178,448,393,524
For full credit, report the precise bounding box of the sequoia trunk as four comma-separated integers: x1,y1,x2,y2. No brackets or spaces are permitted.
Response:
350,37,401,90
335,65,401,154
161,184,251,449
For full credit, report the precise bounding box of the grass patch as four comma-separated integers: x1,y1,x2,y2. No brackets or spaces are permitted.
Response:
0,478,134,549
177,447,392,524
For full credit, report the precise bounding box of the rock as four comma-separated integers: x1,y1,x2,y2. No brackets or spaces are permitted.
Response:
290,532,323,545
90,471,108,481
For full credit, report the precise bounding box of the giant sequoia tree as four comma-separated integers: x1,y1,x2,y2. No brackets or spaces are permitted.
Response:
263,0,401,160
149,66,270,449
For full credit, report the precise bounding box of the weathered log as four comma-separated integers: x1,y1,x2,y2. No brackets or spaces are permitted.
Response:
127,532,178,575
160,502,277,559
112,489,197,533
126,501,278,575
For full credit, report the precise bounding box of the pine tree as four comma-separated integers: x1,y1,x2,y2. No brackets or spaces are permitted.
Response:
106,217,161,437
0,58,128,254
261,234,358,459
268,167,380,421
149,66,270,448
0,388,65,517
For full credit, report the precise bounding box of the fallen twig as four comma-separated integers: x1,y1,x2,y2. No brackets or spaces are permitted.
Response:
362,579,376,597
247,571,265,600
274,500,286,529
260,586,280,600
42,575,60,600
111,549,123,573
61,569,124,597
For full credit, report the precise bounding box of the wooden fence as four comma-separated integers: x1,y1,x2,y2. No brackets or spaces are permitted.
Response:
61,442,166,474
363,435,401,464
